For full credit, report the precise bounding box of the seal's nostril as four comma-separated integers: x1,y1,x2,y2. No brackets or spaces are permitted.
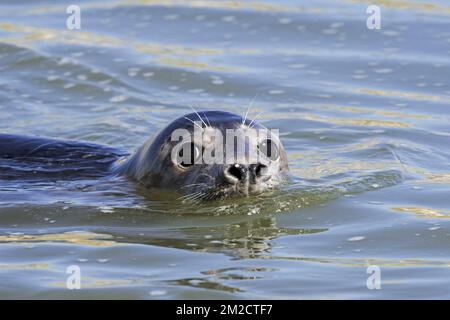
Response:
253,163,267,177
228,165,243,181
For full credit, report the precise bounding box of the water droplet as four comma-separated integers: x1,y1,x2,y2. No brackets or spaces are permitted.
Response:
150,290,167,296
374,68,393,74
212,79,224,85
109,95,128,103
97,259,109,263
99,206,114,213
279,18,292,24
186,243,198,247
268,90,284,95
222,16,235,22
63,83,75,89
347,236,365,242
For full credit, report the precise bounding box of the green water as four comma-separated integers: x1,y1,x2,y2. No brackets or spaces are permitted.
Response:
0,0,449,299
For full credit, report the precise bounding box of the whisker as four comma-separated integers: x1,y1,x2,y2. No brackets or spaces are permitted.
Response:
25,142,57,157
186,192,206,203
203,112,212,127
243,92,260,125
177,183,208,191
188,104,208,128
184,116,204,130
242,107,250,125
248,111,263,128
178,192,202,201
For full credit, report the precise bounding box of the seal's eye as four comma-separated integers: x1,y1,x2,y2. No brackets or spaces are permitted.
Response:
177,142,202,167
258,139,279,161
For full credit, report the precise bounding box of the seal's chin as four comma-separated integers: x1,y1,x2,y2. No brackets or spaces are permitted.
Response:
183,182,267,202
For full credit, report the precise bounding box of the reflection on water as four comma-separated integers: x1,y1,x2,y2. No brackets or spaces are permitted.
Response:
0,215,327,259
0,231,118,247
0,0,450,299
104,217,328,258
392,206,450,219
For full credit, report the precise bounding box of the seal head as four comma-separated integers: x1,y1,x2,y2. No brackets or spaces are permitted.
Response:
114,111,289,200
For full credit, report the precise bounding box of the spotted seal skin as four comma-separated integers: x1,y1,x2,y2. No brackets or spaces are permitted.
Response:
0,111,290,200
113,111,290,200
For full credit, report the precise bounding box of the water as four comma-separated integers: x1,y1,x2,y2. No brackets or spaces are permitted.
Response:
0,0,450,299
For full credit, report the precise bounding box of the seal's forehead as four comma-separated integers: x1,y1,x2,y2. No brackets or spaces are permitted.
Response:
177,110,262,129
186,111,241,126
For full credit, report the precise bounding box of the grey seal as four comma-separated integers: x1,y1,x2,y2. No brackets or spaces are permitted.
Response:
0,111,290,200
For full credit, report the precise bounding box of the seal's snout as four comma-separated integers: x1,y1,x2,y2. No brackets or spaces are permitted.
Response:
224,163,268,185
